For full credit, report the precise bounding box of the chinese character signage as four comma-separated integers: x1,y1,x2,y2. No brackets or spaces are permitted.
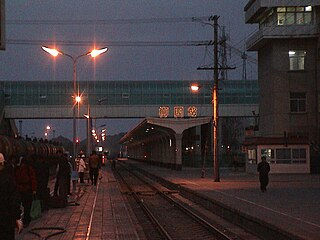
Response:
187,106,197,117
159,106,198,118
174,106,184,118
159,106,169,118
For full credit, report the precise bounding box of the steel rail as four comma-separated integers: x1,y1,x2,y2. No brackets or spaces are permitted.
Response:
118,162,235,240
115,167,173,240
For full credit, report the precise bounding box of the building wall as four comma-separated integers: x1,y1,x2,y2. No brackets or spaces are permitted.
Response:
259,38,318,141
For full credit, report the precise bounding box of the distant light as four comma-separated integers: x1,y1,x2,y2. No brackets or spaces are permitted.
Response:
89,47,108,57
289,51,296,56
305,6,312,11
46,126,51,130
75,96,81,103
191,84,200,91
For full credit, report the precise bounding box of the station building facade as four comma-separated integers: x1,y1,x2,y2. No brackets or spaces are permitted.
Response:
244,0,320,173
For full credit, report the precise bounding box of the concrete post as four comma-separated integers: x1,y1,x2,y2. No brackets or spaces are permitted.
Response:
175,133,183,170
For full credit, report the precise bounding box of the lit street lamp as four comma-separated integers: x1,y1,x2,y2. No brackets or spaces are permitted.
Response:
191,82,219,182
41,46,108,160
44,125,54,140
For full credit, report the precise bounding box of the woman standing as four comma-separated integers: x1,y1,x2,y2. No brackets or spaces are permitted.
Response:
77,154,87,184
15,156,37,227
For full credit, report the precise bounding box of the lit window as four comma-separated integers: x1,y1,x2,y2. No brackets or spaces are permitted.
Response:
290,92,306,113
305,6,312,12
277,6,312,25
289,50,306,70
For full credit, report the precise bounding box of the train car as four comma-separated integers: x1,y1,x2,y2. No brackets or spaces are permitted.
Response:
0,135,64,165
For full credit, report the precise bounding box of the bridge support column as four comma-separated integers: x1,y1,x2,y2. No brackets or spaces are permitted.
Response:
174,133,183,170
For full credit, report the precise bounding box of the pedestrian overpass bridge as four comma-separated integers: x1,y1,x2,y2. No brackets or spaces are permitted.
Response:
0,80,259,120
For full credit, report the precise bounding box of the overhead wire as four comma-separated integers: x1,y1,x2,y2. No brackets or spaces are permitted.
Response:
6,16,211,25
6,39,209,47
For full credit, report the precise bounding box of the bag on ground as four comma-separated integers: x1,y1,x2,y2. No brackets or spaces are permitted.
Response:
30,198,42,220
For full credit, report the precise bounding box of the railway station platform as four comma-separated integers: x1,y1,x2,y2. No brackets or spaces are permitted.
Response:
16,164,144,240
124,159,320,240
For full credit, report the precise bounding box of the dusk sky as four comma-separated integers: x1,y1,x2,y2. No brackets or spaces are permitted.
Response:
0,0,257,140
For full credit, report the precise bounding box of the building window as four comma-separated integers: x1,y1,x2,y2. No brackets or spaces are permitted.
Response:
289,50,306,70
248,149,257,164
292,148,307,164
276,148,291,164
257,147,308,165
277,6,312,25
261,148,275,163
290,92,306,113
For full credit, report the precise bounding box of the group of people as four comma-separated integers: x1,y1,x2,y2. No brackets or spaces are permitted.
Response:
75,150,102,186
0,152,49,239
0,149,99,239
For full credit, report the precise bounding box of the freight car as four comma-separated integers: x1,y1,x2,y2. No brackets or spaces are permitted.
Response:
0,135,64,165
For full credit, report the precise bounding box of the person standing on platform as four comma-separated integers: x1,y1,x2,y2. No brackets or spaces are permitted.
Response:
55,150,71,202
0,153,22,240
257,155,270,192
77,154,86,184
89,151,100,186
33,156,50,211
14,156,37,227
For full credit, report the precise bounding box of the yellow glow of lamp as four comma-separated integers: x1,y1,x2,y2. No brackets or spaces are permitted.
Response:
89,47,108,58
41,46,61,57
75,96,81,103
191,84,200,92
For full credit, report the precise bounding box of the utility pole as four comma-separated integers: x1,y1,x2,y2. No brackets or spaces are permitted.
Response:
197,15,235,181
212,15,220,182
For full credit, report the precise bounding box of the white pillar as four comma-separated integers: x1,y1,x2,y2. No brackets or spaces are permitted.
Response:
175,133,183,170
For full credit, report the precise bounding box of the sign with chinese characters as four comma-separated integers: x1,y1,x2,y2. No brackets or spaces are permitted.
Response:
187,106,197,117
159,106,198,118
159,106,169,118
174,106,184,118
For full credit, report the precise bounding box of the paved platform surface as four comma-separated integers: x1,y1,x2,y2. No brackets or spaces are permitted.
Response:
16,164,143,240
125,159,320,240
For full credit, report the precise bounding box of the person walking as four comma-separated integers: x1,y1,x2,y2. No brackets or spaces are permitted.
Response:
89,151,100,186
14,155,37,227
0,153,22,240
77,154,86,184
257,155,270,192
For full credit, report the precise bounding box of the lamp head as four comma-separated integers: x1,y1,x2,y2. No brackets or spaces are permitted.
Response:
41,46,61,57
190,84,200,92
88,47,108,58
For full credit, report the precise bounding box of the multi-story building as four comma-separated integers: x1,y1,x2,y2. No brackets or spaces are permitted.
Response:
244,0,320,173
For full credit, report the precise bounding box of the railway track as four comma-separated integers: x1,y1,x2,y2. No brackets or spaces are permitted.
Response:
115,162,259,240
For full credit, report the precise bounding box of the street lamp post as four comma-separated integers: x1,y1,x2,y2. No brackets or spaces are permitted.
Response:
84,105,93,157
193,15,220,182
41,46,108,160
